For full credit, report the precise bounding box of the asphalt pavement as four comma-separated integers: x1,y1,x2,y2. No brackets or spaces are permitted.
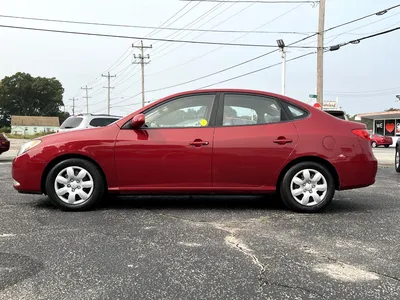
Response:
0,161,399,300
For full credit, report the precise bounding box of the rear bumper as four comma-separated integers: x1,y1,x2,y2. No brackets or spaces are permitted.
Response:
335,157,377,191
375,141,392,146
0,141,10,154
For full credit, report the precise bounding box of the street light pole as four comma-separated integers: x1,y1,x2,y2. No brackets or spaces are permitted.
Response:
277,39,286,95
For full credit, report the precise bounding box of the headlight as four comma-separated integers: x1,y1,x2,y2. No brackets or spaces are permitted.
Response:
17,140,42,156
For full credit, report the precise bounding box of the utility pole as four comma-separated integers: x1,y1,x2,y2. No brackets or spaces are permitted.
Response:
133,40,152,107
81,85,92,114
102,72,116,114
277,39,286,95
316,0,326,105
69,98,78,115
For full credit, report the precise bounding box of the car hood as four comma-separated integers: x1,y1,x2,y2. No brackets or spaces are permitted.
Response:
36,124,119,145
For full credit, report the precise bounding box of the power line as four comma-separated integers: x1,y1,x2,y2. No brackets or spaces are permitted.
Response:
326,87,400,95
0,24,318,49
144,32,318,93
324,4,400,34
143,1,194,37
0,14,312,35
148,0,260,73
327,26,400,51
148,2,307,75
180,0,319,3
198,51,316,89
150,1,230,57
202,25,400,90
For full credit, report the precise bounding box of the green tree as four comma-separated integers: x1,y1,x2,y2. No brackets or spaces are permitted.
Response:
0,72,65,127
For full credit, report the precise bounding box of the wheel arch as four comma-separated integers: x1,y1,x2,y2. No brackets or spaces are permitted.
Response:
276,156,340,191
41,154,108,194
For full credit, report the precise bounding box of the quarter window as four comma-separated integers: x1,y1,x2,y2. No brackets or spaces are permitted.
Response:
144,94,215,128
222,94,283,126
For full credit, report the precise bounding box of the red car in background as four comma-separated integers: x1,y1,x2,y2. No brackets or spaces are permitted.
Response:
369,134,393,148
12,89,378,213
0,133,10,155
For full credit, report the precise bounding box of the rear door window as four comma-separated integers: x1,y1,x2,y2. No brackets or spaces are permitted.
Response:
60,117,83,129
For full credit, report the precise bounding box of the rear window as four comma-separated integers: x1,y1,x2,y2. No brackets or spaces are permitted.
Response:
60,117,83,129
325,111,346,120
89,118,119,127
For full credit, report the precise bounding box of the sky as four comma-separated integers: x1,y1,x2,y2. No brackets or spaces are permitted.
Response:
1,0,400,117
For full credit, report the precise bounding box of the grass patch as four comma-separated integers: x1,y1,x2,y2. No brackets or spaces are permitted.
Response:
6,132,55,139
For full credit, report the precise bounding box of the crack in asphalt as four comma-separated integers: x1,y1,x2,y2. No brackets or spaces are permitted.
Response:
368,271,400,283
150,211,327,299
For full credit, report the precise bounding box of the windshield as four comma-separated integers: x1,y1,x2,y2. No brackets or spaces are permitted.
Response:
60,117,83,129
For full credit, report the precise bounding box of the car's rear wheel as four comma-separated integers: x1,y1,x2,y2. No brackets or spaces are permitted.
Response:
279,162,335,213
385,145,390,148
372,142,377,148
45,158,105,211
395,146,400,173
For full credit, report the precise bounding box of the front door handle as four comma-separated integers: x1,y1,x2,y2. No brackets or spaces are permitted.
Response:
273,137,293,145
189,139,209,147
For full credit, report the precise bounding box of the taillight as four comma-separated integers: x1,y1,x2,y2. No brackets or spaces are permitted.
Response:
352,129,371,140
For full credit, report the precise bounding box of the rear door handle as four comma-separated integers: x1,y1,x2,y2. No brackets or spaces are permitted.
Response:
189,140,209,147
273,137,293,145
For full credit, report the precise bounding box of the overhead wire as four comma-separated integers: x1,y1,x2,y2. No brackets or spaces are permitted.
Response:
148,2,306,76
0,24,317,48
150,1,231,57
0,13,312,35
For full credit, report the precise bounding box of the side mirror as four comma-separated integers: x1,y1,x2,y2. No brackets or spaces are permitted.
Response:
130,113,145,129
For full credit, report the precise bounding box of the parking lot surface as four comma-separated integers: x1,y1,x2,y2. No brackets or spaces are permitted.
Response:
0,162,399,300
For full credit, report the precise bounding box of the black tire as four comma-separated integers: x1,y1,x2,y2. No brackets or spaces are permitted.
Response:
385,145,390,148
372,142,377,148
279,162,335,213
395,146,400,173
45,158,105,211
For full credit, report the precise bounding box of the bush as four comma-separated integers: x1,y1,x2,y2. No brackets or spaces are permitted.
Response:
0,127,11,133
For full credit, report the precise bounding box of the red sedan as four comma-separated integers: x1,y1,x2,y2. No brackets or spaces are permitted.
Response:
0,133,10,155
369,134,393,148
12,89,377,213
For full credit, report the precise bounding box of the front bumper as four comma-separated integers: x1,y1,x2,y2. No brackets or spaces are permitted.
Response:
12,153,46,194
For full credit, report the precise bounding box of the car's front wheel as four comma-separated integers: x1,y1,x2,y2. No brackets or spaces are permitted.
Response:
45,158,105,211
372,142,377,148
279,162,335,213
395,145,400,173
385,145,390,148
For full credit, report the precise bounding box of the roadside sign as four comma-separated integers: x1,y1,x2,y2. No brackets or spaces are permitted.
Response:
313,102,322,110
309,94,317,99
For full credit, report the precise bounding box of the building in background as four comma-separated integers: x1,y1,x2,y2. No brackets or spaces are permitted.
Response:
11,116,60,135
355,111,400,146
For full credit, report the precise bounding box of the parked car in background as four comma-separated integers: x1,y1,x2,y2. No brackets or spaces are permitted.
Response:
0,133,10,155
12,89,378,213
369,134,393,148
395,139,400,173
324,109,348,120
58,114,122,132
